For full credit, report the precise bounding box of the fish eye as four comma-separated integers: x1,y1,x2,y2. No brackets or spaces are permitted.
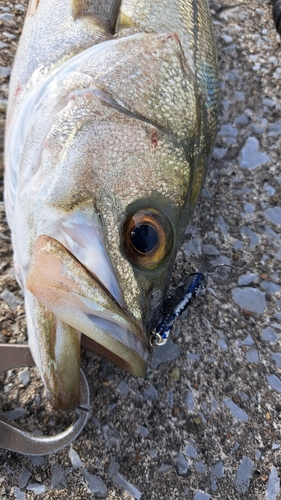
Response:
122,208,173,269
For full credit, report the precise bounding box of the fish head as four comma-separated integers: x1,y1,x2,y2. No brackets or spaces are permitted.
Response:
12,32,205,409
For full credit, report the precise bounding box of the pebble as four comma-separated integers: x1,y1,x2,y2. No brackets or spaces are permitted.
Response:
151,339,180,369
113,473,142,500
260,281,281,293
212,147,227,159
15,4,25,11
13,487,26,500
183,389,194,410
234,113,249,126
0,288,22,309
28,455,45,466
26,484,46,494
242,335,254,346
159,463,172,473
271,353,281,368
174,453,190,475
0,66,11,78
268,120,281,137
102,423,121,448
221,34,233,43
223,398,248,422
143,385,158,402
82,470,107,498
0,13,14,22
185,444,198,459
217,339,228,351
183,236,202,256
194,462,206,474
267,374,281,392
231,287,267,315
239,137,270,169
245,348,259,363
137,425,149,437
4,408,27,420
202,244,220,255
212,461,224,479
18,468,31,489
240,226,260,249
238,274,258,286
261,327,278,342
167,389,173,408
217,215,229,235
117,380,129,395
108,459,120,478
267,467,280,500
51,464,67,490
18,368,30,387
218,123,238,139
263,207,281,225
194,493,210,500
234,456,254,494
68,446,83,469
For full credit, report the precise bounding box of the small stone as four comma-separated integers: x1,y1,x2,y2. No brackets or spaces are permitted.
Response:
0,289,22,309
183,237,202,256
167,389,173,408
0,13,14,22
240,226,260,249
212,461,224,479
223,398,248,422
28,455,46,466
13,487,26,500
213,147,227,160
217,338,228,351
218,123,238,138
245,348,259,363
68,446,83,469
18,468,31,488
264,207,281,225
18,368,30,387
231,287,267,315
234,114,249,126
113,473,142,499
268,120,281,137
15,4,25,11
159,463,172,473
194,493,210,500
174,453,190,475
183,390,194,410
221,34,233,43
169,367,180,381
267,467,280,500
234,456,254,494
194,462,206,474
271,353,281,368
238,274,258,286
185,444,198,459
242,335,254,346
26,484,46,494
239,137,270,169
202,244,220,255
143,385,158,401
108,459,120,478
216,215,229,235
151,339,180,369
4,408,27,420
267,374,281,392
82,469,107,498
137,425,149,437
51,464,67,490
261,327,278,342
0,66,11,78
117,380,129,395
261,281,281,293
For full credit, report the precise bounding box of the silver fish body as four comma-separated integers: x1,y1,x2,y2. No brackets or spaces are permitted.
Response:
5,0,218,410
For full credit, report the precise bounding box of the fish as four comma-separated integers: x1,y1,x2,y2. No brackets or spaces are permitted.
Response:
4,0,218,411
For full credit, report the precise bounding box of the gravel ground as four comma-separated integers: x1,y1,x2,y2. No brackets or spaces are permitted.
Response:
1,1,281,499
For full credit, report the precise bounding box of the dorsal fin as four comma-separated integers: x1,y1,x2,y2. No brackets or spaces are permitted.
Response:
72,0,122,33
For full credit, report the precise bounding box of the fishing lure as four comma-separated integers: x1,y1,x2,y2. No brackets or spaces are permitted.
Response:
150,264,236,347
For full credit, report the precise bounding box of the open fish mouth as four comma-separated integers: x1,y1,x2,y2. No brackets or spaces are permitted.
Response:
26,235,149,396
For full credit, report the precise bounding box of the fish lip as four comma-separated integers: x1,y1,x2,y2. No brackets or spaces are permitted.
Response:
26,235,149,375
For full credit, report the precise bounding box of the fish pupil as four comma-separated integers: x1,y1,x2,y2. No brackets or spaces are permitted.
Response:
131,224,158,254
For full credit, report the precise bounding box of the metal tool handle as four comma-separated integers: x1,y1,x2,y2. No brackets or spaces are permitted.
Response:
0,344,90,455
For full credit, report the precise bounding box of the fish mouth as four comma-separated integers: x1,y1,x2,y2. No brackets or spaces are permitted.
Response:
26,235,149,378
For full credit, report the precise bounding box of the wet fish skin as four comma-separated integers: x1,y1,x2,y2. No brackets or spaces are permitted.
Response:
5,0,218,410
